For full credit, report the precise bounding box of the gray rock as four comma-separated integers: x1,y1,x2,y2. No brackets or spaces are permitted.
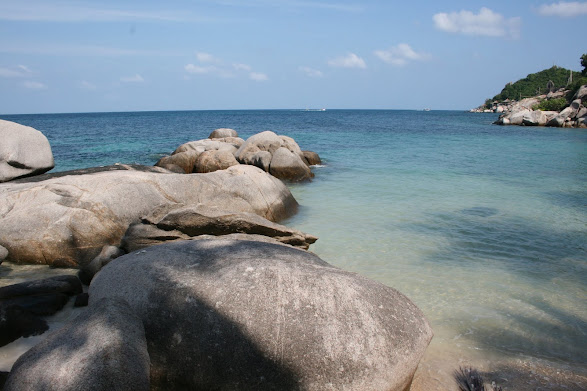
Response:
0,165,298,267
155,151,198,174
571,99,582,111
79,245,124,285
89,239,433,391
234,131,284,165
250,151,272,171
194,150,239,173
0,120,55,182
269,147,313,181
0,275,82,299
0,245,7,261
209,128,238,139
139,204,317,250
121,222,190,253
302,150,322,166
522,110,547,126
4,297,150,391
0,305,48,347
508,109,531,125
174,138,241,155
574,84,587,100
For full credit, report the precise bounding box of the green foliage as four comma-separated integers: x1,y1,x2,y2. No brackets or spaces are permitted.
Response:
492,66,582,102
532,97,568,112
484,98,493,109
581,54,587,76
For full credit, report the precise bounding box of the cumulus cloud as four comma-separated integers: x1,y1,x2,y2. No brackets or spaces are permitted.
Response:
374,44,429,66
120,74,144,82
0,65,33,78
433,7,521,39
23,81,47,89
299,66,323,77
233,63,252,72
538,1,587,17
185,53,268,81
196,52,221,64
328,53,366,69
249,72,268,81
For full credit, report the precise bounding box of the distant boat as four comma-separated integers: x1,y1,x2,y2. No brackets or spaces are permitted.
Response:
304,108,326,112
423,108,431,111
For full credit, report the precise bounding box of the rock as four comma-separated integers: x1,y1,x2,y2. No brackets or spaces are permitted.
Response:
79,245,124,285
508,109,531,125
155,151,198,174
578,107,587,118
209,128,238,139
0,120,55,183
250,150,272,171
74,292,89,307
234,131,284,165
0,164,298,267
574,85,587,100
522,110,547,126
136,204,317,250
0,245,8,261
0,275,82,299
89,239,433,391
571,99,582,111
279,135,305,159
1,293,69,316
302,150,322,166
194,150,239,173
4,298,150,391
121,223,190,253
0,305,49,347
174,138,241,155
269,147,313,181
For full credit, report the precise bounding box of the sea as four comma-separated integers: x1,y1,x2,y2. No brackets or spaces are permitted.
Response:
1,109,586,389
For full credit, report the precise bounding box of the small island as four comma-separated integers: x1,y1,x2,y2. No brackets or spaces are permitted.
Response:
471,54,587,128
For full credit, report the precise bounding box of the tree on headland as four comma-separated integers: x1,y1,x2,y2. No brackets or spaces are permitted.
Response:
581,53,587,76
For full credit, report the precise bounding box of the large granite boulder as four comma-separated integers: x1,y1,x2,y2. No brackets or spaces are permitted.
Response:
209,128,238,139
124,204,317,250
89,239,433,391
269,147,313,181
194,150,239,173
156,138,244,173
235,131,315,181
0,120,54,182
155,151,198,174
0,164,298,267
4,297,150,391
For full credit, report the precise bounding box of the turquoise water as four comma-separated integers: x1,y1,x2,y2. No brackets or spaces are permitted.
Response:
2,110,586,387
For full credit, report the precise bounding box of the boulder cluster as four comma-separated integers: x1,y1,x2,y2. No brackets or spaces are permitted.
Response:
0,120,433,391
474,85,587,128
155,128,321,182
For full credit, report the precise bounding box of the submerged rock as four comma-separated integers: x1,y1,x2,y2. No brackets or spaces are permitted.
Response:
4,298,150,391
89,238,433,391
0,120,55,183
0,164,298,267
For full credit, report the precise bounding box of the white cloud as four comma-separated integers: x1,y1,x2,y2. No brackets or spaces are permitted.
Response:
120,74,144,83
0,65,33,78
328,53,366,69
196,52,221,64
233,63,252,72
374,44,429,66
80,80,97,90
299,66,323,77
249,72,268,81
23,81,47,89
433,7,521,39
538,1,587,17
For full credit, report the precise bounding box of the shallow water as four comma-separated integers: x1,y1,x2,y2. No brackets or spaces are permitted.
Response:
1,110,586,388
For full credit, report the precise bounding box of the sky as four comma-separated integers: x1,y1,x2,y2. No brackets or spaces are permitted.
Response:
0,0,586,114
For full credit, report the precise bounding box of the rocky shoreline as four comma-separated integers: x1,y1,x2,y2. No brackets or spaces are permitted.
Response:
470,84,587,128
0,120,433,390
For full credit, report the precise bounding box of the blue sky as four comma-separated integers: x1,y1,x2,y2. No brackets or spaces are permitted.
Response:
0,0,586,113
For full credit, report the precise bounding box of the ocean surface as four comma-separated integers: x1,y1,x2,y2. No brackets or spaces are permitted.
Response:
1,110,586,389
